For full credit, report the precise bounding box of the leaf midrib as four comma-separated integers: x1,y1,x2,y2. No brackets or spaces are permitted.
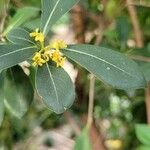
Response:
0,46,36,58
65,48,138,79
43,0,61,35
46,63,62,112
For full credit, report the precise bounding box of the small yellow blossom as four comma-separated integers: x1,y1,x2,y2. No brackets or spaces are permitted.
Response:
50,40,67,50
32,52,46,67
51,50,66,67
30,28,44,43
35,32,44,42
29,28,39,37
43,51,52,61
56,56,66,67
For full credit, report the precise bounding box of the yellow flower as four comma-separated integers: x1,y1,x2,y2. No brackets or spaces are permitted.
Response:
43,51,52,61
51,50,66,67
30,28,67,68
29,28,39,37
30,28,44,43
32,52,46,67
35,33,44,42
56,56,66,67
50,40,67,50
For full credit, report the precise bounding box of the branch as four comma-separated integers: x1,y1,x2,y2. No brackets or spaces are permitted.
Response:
126,0,144,48
130,55,150,62
87,74,95,128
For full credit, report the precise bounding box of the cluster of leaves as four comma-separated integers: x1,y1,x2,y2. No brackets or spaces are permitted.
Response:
0,0,147,127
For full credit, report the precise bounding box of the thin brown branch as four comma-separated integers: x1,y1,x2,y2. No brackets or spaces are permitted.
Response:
126,0,144,48
87,74,95,129
130,55,150,62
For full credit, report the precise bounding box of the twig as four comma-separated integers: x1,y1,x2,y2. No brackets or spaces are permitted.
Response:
130,55,150,62
87,74,95,129
126,0,144,48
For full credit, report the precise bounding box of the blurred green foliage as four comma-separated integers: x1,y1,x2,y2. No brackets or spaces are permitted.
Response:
0,0,149,149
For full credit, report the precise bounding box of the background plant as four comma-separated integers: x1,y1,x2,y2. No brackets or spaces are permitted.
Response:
0,0,149,149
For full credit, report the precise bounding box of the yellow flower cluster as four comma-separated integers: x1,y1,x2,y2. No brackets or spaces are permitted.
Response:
32,52,46,67
30,28,44,43
50,40,67,51
30,29,67,68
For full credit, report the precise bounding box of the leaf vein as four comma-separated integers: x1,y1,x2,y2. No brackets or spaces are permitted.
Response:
43,0,61,35
65,48,137,79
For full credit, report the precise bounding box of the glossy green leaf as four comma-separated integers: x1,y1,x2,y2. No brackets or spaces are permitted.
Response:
0,71,5,126
36,63,75,114
41,0,79,36
7,28,36,45
74,127,92,150
135,124,150,146
3,7,40,35
0,44,37,71
4,66,34,118
62,44,146,89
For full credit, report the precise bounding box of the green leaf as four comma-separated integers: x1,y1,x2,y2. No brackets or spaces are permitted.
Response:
0,44,37,71
0,71,5,126
7,28,36,45
140,63,150,82
3,7,40,35
4,66,34,118
41,0,79,36
74,127,92,150
135,124,150,146
23,18,41,30
36,63,75,114
136,145,150,150
62,44,146,90
29,66,37,88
